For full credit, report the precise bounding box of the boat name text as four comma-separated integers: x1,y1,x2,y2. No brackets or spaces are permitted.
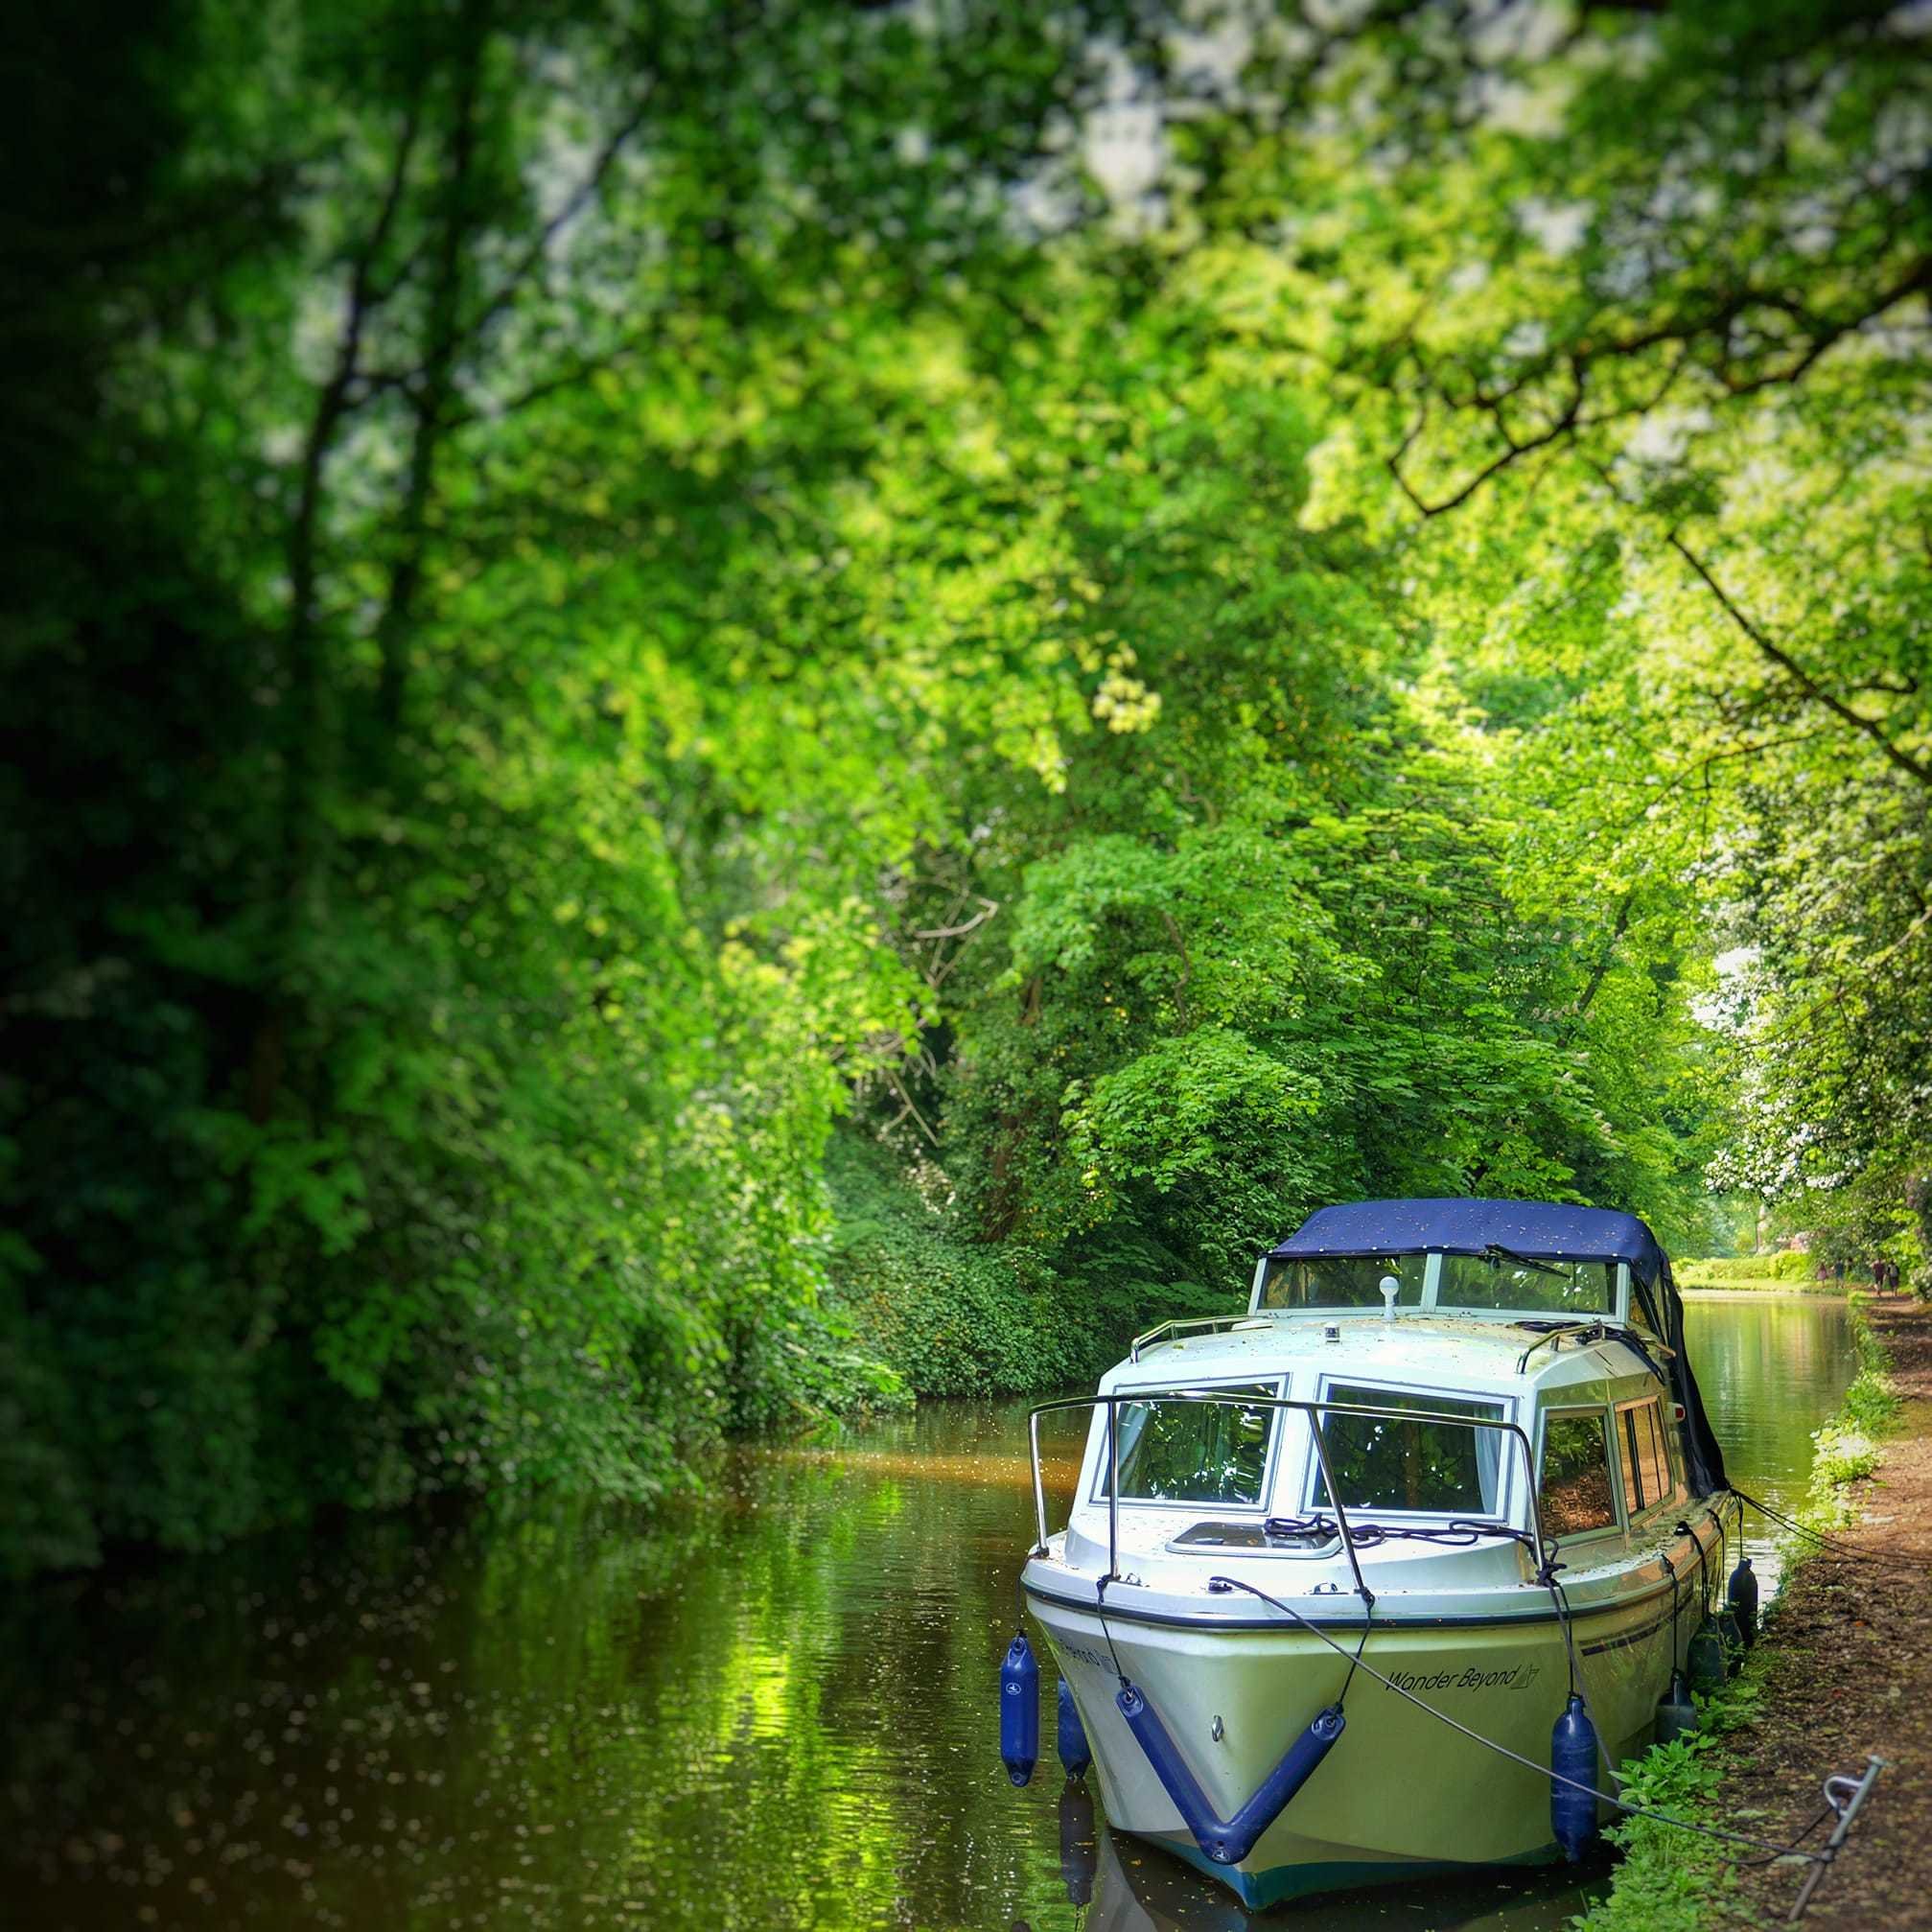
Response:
1383,1662,1542,1694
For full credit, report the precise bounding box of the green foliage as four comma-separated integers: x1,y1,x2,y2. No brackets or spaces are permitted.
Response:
1802,1296,1901,1515
1571,1733,1733,1932
1,0,1160,1576
7,0,1920,1579
823,1132,1224,1399
1677,1252,1816,1286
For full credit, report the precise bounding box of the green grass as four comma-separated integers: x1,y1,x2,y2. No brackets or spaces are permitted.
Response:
1574,1732,1734,1931
1679,1277,1848,1294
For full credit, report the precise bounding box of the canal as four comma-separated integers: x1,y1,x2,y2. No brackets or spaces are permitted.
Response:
1,1295,1857,1931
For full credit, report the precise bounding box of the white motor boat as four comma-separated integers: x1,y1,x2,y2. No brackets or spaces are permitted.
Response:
1013,1199,1746,1909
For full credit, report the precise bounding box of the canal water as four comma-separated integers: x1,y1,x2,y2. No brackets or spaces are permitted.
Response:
1,1295,1855,1932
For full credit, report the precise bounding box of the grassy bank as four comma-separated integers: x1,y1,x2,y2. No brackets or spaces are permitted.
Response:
1679,1279,1849,1296
824,1132,1235,1401
1572,1294,1901,1931
1677,1253,1846,1294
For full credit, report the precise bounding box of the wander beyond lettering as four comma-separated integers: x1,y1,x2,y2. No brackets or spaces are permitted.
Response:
1383,1662,1542,1694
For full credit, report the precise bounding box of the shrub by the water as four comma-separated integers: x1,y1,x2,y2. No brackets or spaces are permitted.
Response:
1676,1252,1818,1287
826,1132,1235,1398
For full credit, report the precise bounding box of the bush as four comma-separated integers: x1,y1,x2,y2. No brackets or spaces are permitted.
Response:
1803,1296,1900,1518
825,1131,1238,1397
1676,1250,1817,1286
1571,1733,1734,1932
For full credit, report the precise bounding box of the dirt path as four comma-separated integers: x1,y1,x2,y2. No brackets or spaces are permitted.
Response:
1722,1292,1932,1926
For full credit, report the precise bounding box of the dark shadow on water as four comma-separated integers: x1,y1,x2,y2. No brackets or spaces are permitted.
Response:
1082,1824,1608,1931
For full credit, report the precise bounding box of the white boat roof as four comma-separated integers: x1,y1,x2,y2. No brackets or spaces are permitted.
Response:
1100,1309,1662,1403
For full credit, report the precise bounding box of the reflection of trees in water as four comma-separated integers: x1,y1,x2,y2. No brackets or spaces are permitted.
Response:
1683,1301,1856,1505
2,1403,1091,1928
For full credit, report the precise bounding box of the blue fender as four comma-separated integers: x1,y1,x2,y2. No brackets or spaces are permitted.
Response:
1116,1683,1345,1866
1001,1634,1039,1785
1550,1693,1598,1862
1727,1556,1758,1648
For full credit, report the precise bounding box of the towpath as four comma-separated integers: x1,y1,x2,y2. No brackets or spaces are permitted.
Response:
1723,1292,1932,1926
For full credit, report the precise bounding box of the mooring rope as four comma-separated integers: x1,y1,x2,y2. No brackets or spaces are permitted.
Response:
1734,1804,1836,1870
1203,1573,1845,1867
1336,1580,1372,1708
1261,1513,1536,1553
1734,1484,1932,1572
1092,1581,1130,1688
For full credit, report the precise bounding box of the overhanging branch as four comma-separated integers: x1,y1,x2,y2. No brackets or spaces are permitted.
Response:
1668,535,1932,791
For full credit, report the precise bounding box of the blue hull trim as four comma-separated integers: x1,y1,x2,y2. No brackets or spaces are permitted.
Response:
1153,1832,1563,1908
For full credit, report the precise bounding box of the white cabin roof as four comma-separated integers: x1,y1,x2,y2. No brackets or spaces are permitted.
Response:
1100,1309,1660,1404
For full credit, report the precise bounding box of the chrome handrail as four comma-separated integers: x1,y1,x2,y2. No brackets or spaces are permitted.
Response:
1129,1313,1275,1362
1022,1392,1547,1595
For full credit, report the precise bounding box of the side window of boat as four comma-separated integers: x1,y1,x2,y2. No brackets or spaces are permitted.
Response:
1613,1401,1641,1515
1627,1273,1664,1339
1660,1399,1687,1498
1638,1398,1682,1510
1096,1383,1279,1506
1538,1411,1618,1541
1615,1398,1673,1515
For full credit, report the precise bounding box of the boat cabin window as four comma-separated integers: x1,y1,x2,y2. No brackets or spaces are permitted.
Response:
1258,1253,1425,1311
1436,1253,1616,1316
1538,1411,1619,1540
1309,1383,1506,1517
1616,1397,1679,1515
1627,1278,1664,1338
1096,1384,1277,1506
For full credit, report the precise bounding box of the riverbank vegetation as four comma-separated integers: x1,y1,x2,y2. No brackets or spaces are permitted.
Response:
7,0,1930,1581
1575,1292,1908,1930
1676,1254,1846,1294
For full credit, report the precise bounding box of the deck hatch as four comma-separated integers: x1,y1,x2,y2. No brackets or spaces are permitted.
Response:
1166,1519,1338,1552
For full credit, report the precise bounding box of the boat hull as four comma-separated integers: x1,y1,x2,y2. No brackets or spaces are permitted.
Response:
1027,1577,1689,1908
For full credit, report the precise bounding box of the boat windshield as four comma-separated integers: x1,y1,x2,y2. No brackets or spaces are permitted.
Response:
1311,1385,1507,1516
1437,1253,1615,1315
1097,1384,1276,1505
1258,1249,1616,1316
1257,1253,1425,1311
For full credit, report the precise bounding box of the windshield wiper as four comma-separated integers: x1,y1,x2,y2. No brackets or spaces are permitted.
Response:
1483,1241,1569,1279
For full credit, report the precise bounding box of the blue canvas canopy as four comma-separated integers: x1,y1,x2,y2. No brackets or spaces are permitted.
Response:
1269,1198,1667,1285
1268,1198,1728,1496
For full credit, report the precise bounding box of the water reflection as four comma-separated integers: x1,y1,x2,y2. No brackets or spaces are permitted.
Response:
0,1298,1855,1931
1682,1293,1857,1586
